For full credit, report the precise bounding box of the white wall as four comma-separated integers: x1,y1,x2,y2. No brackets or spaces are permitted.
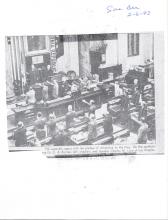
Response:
118,33,154,72
104,39,118,66
56,36,79,75
55,33,154,75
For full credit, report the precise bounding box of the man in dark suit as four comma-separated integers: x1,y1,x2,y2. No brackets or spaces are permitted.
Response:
132,87,140,108
88,114,97,144
53,128,67,146
13,121,27,147
46,65,53,78
137,118,148,144
103,114,113,135
46,113,57,137
65,105,76,129
34,112,46,140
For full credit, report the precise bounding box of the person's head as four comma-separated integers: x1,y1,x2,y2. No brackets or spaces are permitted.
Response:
62,76,67,82
83,76,88,80
68,105,73,112
47,65,51,70
49,113,55,120
141,117,146,123
17,121,24,128
134,79,138,85
37,112,42,119
90,100,95,105
29,86,33,90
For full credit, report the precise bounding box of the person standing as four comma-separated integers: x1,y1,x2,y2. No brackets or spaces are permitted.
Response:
46,113,57,137
65,105,76,129
13,121,27,147
46,77,54,100
103,113,114,141
82,99,97,115
52,79,59,99
137,118,149,144
42,83,49,102
88,114,97,144
132,87,140,108
34,112,46,141
114,81,123,97
26,87,36,104
138,101,148,121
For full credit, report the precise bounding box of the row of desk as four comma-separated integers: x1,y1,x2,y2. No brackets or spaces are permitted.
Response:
8,101,130,148
11,85,114,126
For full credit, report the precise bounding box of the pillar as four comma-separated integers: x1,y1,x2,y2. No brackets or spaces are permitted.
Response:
78,35,91,78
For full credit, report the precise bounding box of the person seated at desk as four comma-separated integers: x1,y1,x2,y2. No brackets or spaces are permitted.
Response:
88,114,97,144
114,81,123,97
26,87,36,104
103,113,114,141
137,117,148,144
33,112,46,141
46,113,57,137
46,65,53,78
33,83,43,103
71,81,79,93
65,105,76,129
82,99,97,115
80,76,88,89
59,76,70,97
92,73,99,83
13,121,27,147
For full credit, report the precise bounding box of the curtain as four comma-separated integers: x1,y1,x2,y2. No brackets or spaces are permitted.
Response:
6,36,26,96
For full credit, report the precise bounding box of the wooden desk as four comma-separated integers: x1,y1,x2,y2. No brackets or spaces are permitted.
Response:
11,104,35,125
70,122,128,145
11,88,105,125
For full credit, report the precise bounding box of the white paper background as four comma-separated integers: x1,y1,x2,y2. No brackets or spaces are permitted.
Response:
0,0,167,219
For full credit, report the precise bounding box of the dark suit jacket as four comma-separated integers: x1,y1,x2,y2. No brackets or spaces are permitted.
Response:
14,127,27,147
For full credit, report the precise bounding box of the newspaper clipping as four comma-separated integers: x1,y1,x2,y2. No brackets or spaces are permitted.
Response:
6,32,164,157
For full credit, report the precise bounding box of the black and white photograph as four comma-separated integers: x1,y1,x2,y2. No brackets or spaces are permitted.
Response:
6,33,158,153
0,0,167,219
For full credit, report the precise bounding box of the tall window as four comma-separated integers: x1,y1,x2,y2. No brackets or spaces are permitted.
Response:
128,33,139,56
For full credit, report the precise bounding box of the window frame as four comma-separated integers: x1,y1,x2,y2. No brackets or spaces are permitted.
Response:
128,33,139,57
23,36,50,56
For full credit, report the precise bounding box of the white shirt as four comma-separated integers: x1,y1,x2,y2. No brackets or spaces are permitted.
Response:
26,89,36,104
115,84,123,97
